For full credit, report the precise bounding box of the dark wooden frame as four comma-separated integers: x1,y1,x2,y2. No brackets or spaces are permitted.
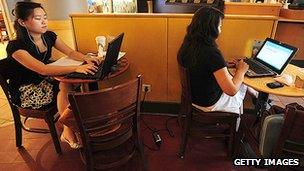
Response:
272,104,304,170
68,75,147,171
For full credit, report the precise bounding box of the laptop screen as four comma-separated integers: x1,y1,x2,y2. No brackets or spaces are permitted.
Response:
101,33,124,79
255,38,298,74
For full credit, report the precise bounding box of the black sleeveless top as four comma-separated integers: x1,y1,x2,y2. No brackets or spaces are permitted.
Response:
6,31,57,105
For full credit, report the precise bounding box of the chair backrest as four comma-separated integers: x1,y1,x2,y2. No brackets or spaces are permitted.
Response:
178,63,192,114
273,104,304,167
68,76,142,170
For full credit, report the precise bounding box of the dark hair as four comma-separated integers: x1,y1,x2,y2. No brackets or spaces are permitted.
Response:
177,6,224,67
12,1,45,40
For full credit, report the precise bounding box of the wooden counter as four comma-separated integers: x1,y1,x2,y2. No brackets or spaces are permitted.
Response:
280,9,304,20
154,1,282,15
224,2,282,16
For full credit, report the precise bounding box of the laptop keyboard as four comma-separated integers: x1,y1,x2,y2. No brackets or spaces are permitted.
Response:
66,63,103,80
245,59,271,74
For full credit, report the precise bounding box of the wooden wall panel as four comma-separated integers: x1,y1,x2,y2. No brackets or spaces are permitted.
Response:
167,18,191,102
275,22,304,60
72,17,168,101
218,19,275,60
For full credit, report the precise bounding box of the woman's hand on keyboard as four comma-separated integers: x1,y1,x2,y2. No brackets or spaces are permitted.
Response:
75,64,98,75
235,60,249,75
84,56,103,66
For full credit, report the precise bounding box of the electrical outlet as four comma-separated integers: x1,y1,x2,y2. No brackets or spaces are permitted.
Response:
142,84,151,92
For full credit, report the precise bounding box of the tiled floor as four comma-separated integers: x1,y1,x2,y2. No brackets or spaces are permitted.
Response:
0,87,13,127
0,41,8,60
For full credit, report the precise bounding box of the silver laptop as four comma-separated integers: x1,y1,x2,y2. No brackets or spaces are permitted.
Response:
245,38,298,77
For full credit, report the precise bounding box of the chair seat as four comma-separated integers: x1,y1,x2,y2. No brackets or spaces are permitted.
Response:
18,105,58,118
192,109,238,124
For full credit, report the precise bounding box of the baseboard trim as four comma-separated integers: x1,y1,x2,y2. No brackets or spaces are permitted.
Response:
140,101,257,116
141,101,180,115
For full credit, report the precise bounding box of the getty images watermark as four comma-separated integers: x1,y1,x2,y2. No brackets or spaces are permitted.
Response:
233,158,300,166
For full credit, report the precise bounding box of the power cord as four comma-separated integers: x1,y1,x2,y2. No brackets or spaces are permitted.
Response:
140,86,177,150
165,116,176,137
141,87,162,150
141,87,176,137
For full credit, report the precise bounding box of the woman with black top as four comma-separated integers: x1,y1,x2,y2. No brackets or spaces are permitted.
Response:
177,6,257,129
6,1,102,149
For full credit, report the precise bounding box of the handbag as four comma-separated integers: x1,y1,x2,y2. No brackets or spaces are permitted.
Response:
19,79,54,109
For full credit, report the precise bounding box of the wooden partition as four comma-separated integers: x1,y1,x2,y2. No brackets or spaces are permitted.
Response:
70,13,277,102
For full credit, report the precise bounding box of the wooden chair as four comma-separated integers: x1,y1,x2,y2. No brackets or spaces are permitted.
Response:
178,63,238,159
271,104,304,171
0,58,61,154
68,76,147,171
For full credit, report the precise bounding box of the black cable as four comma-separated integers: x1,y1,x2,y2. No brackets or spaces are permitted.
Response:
141,88,177,138
141,90,158,132
165,116,176,137
141,89,162,151
140,88,178,151
142,142,160,151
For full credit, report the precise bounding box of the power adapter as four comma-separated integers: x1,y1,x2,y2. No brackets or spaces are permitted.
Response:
152,132,162,147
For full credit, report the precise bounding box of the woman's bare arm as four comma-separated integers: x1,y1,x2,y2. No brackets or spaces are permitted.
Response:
12,50,97,76
213,60,248,96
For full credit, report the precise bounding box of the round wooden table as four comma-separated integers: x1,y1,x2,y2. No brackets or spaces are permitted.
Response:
54,57,130,91
243,64,304,97
243,64,304,117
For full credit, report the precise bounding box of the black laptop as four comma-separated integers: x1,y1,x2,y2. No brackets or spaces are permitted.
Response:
245,38,298,77
66,33,124,80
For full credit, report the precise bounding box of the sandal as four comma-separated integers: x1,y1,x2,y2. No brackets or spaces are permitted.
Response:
60,133,82,149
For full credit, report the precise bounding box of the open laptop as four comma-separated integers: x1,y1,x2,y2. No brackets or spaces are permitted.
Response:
245,38,298,77
66,33,124,80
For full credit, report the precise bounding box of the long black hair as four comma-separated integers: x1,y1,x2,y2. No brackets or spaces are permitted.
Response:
12,1,45,41
177,6,224,67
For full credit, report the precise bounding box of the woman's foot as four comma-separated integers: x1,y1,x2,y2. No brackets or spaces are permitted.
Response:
60,133,81,149
60,126,81,149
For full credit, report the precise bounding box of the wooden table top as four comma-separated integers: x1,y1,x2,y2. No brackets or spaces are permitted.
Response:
54,57,129,84
243,64,304,97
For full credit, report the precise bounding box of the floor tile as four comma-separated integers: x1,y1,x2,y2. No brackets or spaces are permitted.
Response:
0,104,13,119
0,87,5,99
0,98,7,108
0,151,19,163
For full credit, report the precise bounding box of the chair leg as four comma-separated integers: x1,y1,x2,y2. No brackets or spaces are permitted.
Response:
12,112,22,147
228,119,237,159
138,140,148,171
45,115,62,154
177,111,183,128
178,97,186,127
179,114,190,159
